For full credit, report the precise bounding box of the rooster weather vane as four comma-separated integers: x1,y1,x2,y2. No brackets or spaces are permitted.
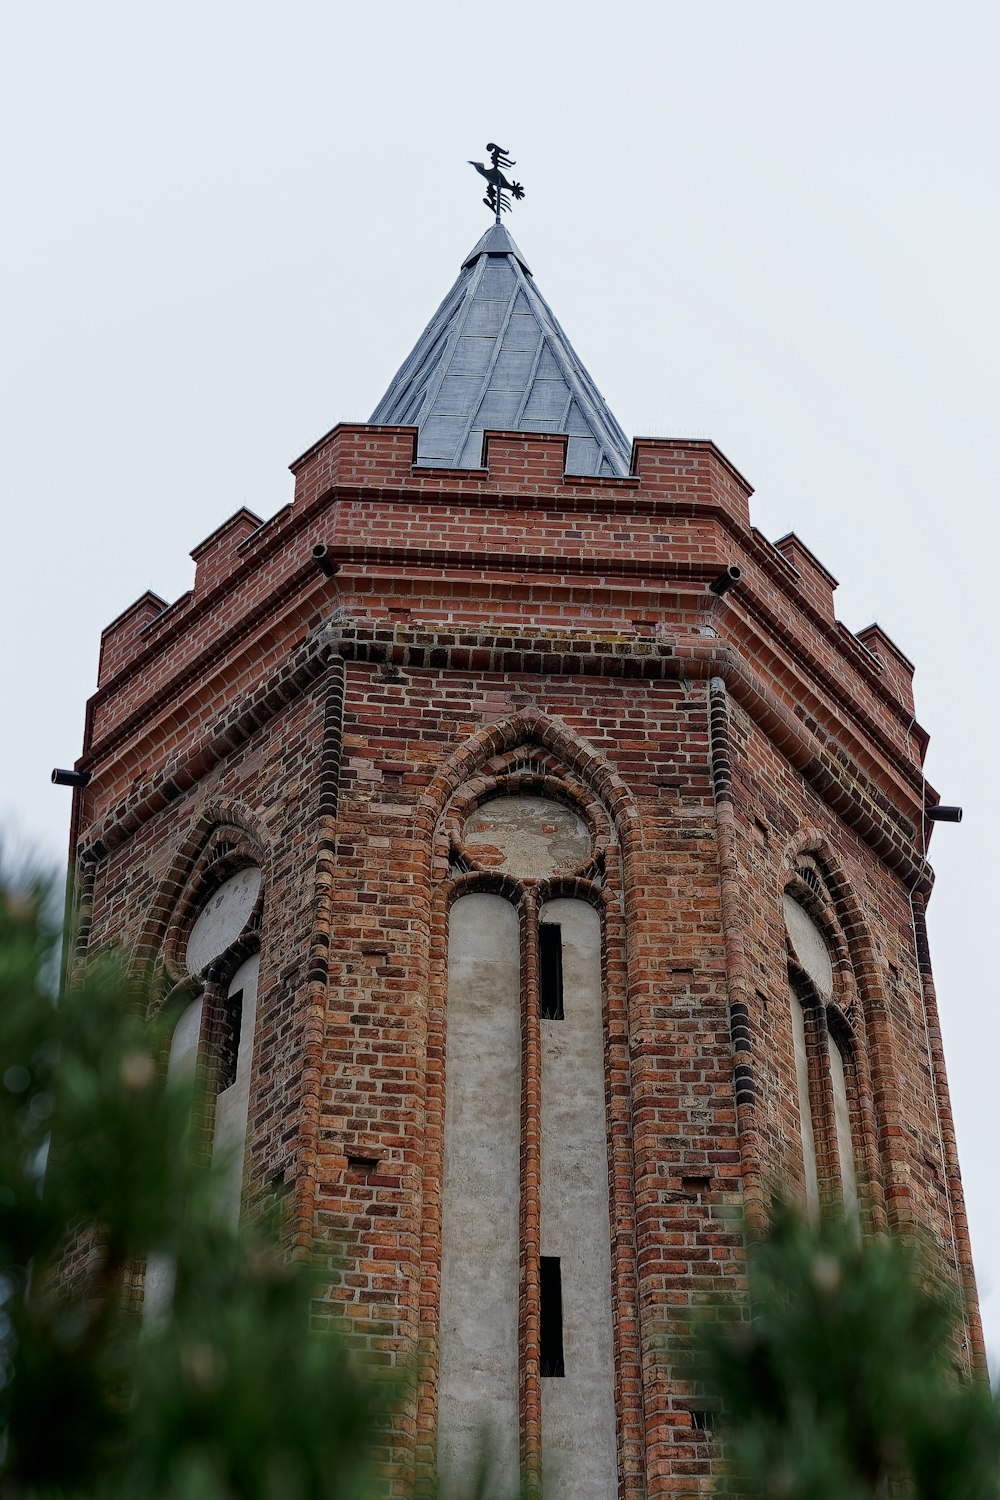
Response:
468,143,525,224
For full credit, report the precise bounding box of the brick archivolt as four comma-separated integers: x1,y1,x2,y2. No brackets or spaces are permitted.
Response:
426,709,640,872
780,844,884,1229
416,723,641,1496
131,801,270,992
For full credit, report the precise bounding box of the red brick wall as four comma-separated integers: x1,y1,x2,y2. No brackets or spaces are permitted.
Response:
68,428,984,1497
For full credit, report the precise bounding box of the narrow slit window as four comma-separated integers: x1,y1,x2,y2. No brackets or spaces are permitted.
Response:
539,924,564,1021
789,985,819,1221
539,1256,565,1376
217,989,242,1094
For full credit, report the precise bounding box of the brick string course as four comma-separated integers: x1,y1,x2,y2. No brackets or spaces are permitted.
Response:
63,427,985,1499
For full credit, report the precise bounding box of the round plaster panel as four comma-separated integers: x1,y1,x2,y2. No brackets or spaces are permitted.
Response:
186,867,261,973
462,796,591,879
783,894,834,997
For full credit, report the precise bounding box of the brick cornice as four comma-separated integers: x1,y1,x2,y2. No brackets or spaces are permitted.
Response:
91,477,913,745
83,559,319,763
79,622,932,895
87,547,923,805
305,546,924,795
300,485,914,728
81,624,338,860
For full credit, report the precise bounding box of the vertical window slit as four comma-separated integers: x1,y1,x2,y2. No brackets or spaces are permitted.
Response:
217,989,242,1094
539,1255,565,1376
539,924,564,1021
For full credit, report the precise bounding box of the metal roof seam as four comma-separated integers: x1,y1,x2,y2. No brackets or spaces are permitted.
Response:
368,227,631,477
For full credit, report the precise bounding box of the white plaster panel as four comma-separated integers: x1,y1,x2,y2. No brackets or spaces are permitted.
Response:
783,894,834,997
144,995,203,1323
167,995,204,1080
142,1253,175,1325
212,953,260,1226
463,796,591,879
186,867,261,974
827,1033,858,1224
439,895,521,1500
539,898,618,1500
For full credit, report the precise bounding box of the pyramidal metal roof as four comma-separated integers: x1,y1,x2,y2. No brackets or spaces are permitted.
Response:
369,223,632,477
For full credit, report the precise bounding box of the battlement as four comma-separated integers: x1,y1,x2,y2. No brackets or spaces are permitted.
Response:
773,532,838,624
82,426,930,848
97,590,168,689
191,506,264,596
856,623,916,717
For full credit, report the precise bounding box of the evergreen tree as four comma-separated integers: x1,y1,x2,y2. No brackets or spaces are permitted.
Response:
691,1199,1000,1500
3,872,997,1498
0,878,385,1499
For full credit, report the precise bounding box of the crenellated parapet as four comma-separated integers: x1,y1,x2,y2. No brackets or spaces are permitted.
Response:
81,426,932,866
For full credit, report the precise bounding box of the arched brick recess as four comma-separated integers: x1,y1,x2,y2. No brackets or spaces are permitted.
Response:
780,828,894,1232
413,722,645,1500
422,710,642,872
130,798,271,992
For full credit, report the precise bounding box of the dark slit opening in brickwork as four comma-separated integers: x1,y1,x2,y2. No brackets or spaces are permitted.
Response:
539,924,564,1021
217,989,242,1093
540,1256,565,1376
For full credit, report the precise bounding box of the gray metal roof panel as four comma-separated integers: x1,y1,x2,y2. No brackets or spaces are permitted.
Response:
369,227,631,478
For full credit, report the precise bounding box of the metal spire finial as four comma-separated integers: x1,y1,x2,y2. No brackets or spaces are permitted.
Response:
468,142,525,224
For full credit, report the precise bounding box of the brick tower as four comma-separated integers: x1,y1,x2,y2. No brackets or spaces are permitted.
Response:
64,220,983,1498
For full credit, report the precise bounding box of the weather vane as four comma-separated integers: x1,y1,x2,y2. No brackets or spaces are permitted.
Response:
468,143,525,224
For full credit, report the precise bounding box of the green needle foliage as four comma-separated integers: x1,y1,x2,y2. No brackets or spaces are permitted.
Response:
691,1199,1000,1500
0,878,386,1500
7,870,995,1500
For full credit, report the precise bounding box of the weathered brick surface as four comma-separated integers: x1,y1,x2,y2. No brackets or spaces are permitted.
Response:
67,428,984,1497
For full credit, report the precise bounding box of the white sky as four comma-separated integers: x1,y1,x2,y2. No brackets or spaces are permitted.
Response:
2,1,997,1378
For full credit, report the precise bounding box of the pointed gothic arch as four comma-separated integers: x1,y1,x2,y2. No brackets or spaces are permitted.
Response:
130,802,273,1316
778,828,891,1230
420,709,642,876
131,798,271,990
416,714,640,1500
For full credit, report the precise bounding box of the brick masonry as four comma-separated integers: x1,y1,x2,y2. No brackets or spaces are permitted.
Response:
67,425,985,1497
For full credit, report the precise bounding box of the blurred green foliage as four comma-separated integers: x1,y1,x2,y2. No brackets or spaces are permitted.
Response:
690,1199,1000,1500
3,874,997,1499
0,879,386,1499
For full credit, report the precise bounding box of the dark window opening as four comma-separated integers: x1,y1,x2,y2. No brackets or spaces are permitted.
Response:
539,924,564,1021
690,1408,716,1432
540,1256,565,1376
217,990,242,1093
346,1153,381,1176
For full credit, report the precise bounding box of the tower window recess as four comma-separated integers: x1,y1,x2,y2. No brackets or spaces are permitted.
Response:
217,989,243,1094
539,924,564,1021
539,1256,565,1376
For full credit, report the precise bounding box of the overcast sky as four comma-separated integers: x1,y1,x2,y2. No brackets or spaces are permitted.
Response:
2,1,997,1377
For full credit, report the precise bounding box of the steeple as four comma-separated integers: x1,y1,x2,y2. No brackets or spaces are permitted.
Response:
369,224,632,477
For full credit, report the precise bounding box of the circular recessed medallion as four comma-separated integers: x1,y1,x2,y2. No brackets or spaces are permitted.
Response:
783,894,833,997
186,866,262,973
463,796,591,878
